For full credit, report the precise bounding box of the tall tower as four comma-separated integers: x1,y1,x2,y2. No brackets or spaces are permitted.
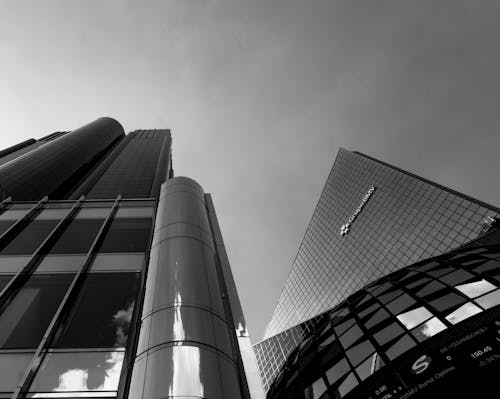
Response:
0,118,257,399
255,148,500,392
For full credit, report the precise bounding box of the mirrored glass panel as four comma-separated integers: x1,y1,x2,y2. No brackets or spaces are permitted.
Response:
47,219,104,254
89,253,145,272
337,372,358,397
0,256,30,274
304,377,327,399
29,351,124,394
397,307,432,330
0,352,34,392
0,274,73,348
0,209,29,220
53,273,140,348
445,302,482,325
35,255,86,273
0,220,15,236
325,358,349,386
475,289,500,309
98,218,152,253
385,335,415,360
0,220,59,255
455,279,497,298
411,317,447,342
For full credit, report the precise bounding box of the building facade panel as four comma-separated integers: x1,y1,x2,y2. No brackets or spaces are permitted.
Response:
264,228,500,399
265,149,500,339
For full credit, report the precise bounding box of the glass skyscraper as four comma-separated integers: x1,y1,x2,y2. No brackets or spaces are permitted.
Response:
255,148,500,393
0,118,259,399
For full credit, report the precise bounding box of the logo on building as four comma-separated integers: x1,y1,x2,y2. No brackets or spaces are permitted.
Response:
411,355,432,374
340,185,376,236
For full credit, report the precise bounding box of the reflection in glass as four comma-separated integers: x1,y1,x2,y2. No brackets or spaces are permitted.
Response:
356,352,383,381
304,377,327,399
53,273,139,348
445,302,482,325
397,307,432,330
0,352,33,392
0,219,59,255
98,218,152,253
429,292,466,312
0,256,30,273
455,279,497,298
345,340,375,366
373,323,404,345
386,294,416,314
168,346,204,397
29,351,124,393
411,317,446,342
386,335,415,360
339,324,363,349
476,289,500,309
325,358,349,386
0,274,73,348
47,219,103,254
337,372,358,397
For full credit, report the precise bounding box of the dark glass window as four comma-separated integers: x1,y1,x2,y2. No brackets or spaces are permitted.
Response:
0,275,13,292
0,220,59,255
0,274,73,348
98,218,152,253
47,219,104,254
0,220,15,236
53,273,140,348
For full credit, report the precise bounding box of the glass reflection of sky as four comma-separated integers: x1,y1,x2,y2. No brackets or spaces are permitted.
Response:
412,317,446,341
168,288,205,397
396,307,432,329
445,302,482,325
455,280,497,298
30,351,124,395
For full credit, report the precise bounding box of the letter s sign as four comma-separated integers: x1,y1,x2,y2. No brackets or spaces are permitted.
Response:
411,355,431,375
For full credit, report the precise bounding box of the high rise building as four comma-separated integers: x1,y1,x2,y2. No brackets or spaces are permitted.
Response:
265,226,500,399
0,117,259,399
255,148,500,393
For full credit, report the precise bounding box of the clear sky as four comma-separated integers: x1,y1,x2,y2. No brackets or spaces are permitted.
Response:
1,0,500,341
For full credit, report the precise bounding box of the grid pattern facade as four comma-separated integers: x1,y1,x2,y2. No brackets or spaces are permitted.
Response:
265,149,500,339
85,130,171,199
261,229,500,397
0,197,155,398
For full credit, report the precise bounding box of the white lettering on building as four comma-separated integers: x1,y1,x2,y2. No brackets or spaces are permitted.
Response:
340,185,376,236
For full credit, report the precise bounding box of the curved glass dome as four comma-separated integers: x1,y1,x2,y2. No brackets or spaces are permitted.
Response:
267,228,500,399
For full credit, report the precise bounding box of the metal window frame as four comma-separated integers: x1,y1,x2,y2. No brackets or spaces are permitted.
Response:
12,195,121,398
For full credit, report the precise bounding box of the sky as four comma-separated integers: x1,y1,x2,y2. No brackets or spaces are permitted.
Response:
1,0,500,341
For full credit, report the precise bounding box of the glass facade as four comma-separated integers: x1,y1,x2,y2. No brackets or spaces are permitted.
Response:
265,149,500,339
263,228,500,399
256,148,500,394
0,199,153,398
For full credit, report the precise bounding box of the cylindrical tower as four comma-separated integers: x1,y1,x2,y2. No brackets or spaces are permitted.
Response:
0,117,124,200
128,177,243,398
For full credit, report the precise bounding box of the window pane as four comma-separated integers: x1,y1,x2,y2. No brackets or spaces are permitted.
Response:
345,340,375,366
385,335,415,360
411,317,447,342
0,220,59,255
373,323,405,345
47,219,104,254
0,353,34,392
0,256,30,274
337,372,358,396
304,377,327,399
476,289,500,309
325,358,349,386
445,302,482,325
0,274,73,348
429,292,466,312
35,255,86,273
90,253,145,272
0,220,15,235
98,218,152,253
339,324,363,349
53,273,140,348
455,279,497,298
29,351,124,393
397,307,432,330
0,274,14,292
